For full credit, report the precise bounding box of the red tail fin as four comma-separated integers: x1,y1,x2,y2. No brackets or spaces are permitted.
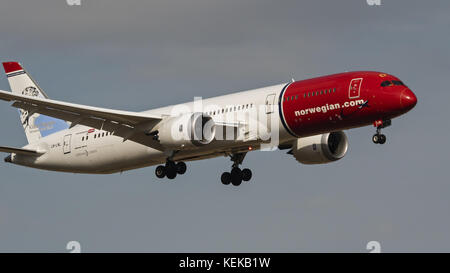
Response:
2,62,23,74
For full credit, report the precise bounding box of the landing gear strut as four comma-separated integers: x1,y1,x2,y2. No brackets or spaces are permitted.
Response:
155,160,187,179
372,119,391,145
221,153,252,186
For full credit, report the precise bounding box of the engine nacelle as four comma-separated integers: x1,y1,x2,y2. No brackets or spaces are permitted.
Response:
292,131,348,164
157,113,216,149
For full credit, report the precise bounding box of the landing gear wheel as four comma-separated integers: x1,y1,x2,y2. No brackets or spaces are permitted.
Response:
165,161,177,179
155,165,166,178
372,134,379,144
166,168,177,179
176,162,187,174
230,167,243,186
242,168,252,182
221,172,231,185
372,134,387,144
221,153,251,186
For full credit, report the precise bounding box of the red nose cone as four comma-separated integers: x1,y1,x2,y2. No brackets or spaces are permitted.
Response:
400,88,417,111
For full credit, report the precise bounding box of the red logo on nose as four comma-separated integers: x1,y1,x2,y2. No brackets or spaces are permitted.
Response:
349,78,363,99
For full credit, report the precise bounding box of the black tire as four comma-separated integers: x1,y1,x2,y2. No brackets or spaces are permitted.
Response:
379,134,386,144
221,172,231,185
372,134,379,144
166,168,177,179
230,167,242,186
176,162,187,174
155,165,166,178
242,168,252,182
165,163,177,179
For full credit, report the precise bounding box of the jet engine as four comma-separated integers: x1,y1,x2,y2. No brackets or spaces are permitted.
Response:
291,131,348,164
156,113,216,149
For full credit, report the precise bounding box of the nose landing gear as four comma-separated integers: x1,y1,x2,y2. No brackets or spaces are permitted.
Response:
372,119,391,145
372,133,386,144
221,153,252,186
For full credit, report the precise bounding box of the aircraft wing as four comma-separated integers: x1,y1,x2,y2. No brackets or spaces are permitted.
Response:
0,90,165,150
0,145,44,156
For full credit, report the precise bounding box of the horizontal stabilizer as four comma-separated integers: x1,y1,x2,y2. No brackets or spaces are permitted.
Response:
0,145,44,156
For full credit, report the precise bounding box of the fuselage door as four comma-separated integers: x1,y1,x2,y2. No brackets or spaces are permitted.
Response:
63,134,72,154
265,93,276,114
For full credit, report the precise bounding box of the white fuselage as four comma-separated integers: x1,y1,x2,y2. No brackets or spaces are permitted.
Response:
11,84,294,173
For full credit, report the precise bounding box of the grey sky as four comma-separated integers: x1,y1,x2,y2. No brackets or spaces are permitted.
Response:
0,0,449,252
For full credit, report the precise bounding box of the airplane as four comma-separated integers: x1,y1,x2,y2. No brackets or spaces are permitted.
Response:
0,62,417,186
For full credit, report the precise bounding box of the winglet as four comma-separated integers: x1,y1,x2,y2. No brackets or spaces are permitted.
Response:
2,62,23,74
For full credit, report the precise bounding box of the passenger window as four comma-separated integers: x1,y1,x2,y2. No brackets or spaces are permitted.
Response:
82,137,84,141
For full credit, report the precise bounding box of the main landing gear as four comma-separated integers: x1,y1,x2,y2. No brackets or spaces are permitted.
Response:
372,119,391,145
155,160,187,179
221,153,252,186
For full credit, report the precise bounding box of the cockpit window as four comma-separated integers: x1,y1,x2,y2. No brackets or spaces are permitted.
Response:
392,80,405,86
380,80,392,87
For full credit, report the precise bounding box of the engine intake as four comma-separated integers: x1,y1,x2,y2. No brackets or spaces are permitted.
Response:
157,113,216,149
292,131,348,164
